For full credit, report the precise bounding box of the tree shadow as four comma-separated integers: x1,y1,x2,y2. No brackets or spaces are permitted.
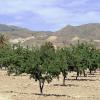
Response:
1,91,66,97
87,75,96,77
71,75,96,77
67,79,95,81
33,93,66,97
54,84,79,87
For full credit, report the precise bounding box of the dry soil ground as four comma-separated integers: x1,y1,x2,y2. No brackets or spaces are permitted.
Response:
0,70,100,100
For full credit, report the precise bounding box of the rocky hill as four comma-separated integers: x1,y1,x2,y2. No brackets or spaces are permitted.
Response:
0,24,52,47
0,23,100,47
53,23,100,47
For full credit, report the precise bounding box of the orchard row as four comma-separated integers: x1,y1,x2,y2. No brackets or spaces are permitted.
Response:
0,42,100,94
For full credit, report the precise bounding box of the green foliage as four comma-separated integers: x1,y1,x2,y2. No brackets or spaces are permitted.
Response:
0,41,99,94
70,42,100,77
55,48,69,85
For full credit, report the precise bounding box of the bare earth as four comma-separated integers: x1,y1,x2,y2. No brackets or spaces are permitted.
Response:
0,70,100,100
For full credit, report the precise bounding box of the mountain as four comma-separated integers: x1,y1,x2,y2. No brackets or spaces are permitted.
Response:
0,24,52,47
0,23,100,47
55,23,100,39
0,24,34,39
53,23,100,47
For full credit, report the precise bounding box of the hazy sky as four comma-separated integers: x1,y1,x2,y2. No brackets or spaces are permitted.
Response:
0,0,100,31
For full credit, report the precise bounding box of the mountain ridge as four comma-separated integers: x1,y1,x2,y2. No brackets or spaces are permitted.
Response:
0,23,100,47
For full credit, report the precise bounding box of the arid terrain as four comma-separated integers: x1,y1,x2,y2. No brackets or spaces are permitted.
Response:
0,23,100,48
0,70,100,100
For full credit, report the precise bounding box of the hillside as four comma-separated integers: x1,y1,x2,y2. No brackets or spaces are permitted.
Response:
0,24,52,47
55,23,100,39
54,23,100,47
0,23,100,47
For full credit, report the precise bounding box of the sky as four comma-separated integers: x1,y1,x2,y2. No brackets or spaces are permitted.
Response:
0,0,100,31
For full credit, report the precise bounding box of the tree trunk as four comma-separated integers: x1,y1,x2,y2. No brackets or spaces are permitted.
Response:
76,69,79,80
83,70,86,77
0,65,2,69
89,69,92,74
94,69,96,73
39,80,45,94
63,76,66,86
0,64,2,69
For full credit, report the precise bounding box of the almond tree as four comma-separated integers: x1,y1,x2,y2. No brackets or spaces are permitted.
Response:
8,42,58,94
26,42,58,94
55,48,69,85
